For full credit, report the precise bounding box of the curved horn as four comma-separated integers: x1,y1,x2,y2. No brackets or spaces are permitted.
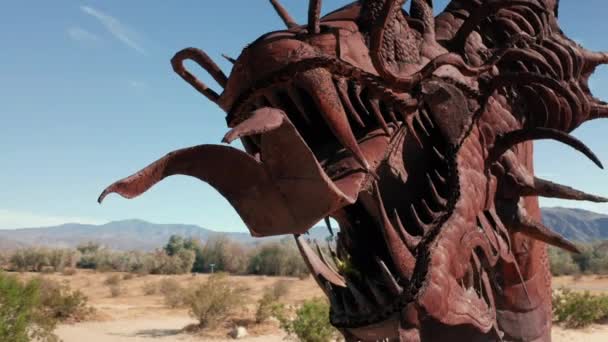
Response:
490,127,603,169
171,48,228,103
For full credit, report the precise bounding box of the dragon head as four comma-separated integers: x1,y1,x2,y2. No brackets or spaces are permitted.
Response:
100,1,608,340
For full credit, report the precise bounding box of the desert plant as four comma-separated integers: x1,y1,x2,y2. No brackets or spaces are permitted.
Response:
281,298,337,342
255,280,291,323
103,274,122,286
108,284,123,297
186,273,248,328
61,268,77,276
552,288,608,328
247,240,309,277
0,272,58,342
159,278,185,308
37,278,92,322
141,281,158,295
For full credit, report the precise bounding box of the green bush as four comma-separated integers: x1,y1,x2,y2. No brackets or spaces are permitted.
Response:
0,272,58,342
281,298,337,342
552,288,608,328
186,273,248,328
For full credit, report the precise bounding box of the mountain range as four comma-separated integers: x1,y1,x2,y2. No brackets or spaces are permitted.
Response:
0,207,607,251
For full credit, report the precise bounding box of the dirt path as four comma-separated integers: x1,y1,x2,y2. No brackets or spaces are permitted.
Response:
56,318,287,342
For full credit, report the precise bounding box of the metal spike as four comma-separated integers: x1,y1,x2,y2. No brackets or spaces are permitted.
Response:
409,203,429,234
492,128,603,169
301,70,371,172
432,146,446,162
372,183,416,280
336,78,366,128
315,240,340,275
295,235,346,287
352,84,371,116
426,174,448,207
375,257,403,296
525,177,608,203
420,198,440,220
221,54,236,64
414,112,431,136
269,0,298,28
392,209,421,250
369,99,391,135
511,206,580,254
308,0,322,34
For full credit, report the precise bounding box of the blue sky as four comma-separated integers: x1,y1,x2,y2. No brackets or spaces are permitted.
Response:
1,0,608,231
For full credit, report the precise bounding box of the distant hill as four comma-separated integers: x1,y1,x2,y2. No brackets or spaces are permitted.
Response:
542,207,608,242
0,219,332,251
0,207,606,251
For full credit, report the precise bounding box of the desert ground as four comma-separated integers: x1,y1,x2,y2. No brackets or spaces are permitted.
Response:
13,271,608,341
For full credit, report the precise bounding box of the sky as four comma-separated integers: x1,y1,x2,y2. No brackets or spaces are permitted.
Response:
1,0,608,232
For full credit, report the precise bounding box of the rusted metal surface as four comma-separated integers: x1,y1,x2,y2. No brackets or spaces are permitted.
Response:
100,1,608,340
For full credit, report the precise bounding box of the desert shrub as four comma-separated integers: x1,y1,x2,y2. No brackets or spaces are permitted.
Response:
10,248,51,272
281,298,337,342
255,281,291,324
552,288,608,328
247,240,309,277
0,272,58,342
76,242,101,255
109,285,123,297
103,274,122,286
186,273,248,328
141,282,158,295
37,278,92,322
123,273,135,280
159,278,185,308
549,247,580,276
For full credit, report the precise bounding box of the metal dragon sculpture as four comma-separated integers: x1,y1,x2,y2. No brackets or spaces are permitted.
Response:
99,0,608,340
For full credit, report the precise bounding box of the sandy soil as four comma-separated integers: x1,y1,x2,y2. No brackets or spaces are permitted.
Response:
13,271,608,341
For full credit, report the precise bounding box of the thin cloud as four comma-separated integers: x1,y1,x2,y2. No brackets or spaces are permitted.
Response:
0,209,106,229
128,80,147,89
67,26,100,43
80,5,145,54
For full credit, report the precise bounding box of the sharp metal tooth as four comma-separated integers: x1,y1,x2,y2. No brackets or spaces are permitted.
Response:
421,199,440,220
385,103,399,123
301,69,371,172
295,235,346,287
426,174,448,207
375,257,403,296
392,209,421,250
409,203,430,234
420,108,435,128
432,146,446,161
315,241,341,275
372,183,416,280
353,84,371,116
336,78,366,128
287,86,313,125
405,115,425,148
364,278,388,306
433,169,447,184
346,279,374,314
414,112,431,136
369,99,391,136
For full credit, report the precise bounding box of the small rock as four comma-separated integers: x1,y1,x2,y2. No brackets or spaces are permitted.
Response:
230,326,248,339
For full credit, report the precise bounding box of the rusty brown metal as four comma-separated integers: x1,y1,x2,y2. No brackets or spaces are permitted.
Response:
100,1,608,340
